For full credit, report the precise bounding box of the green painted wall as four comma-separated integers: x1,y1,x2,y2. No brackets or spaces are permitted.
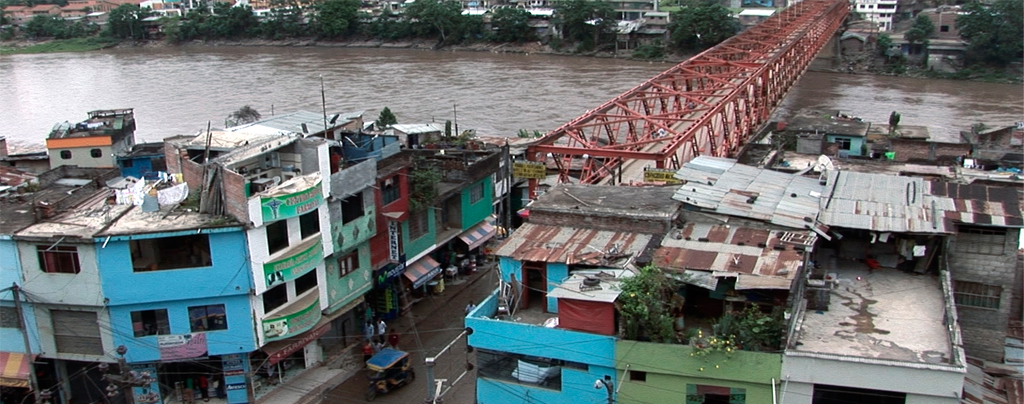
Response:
615,340,781,404
460,177,493,231
403,209,436,259
332,205,376,253
324,243,373,313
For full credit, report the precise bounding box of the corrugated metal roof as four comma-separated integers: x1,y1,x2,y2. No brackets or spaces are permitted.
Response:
391,123,444,134
652,222,811,289
493,223,652,266
672,157,825,230
547,270,633,303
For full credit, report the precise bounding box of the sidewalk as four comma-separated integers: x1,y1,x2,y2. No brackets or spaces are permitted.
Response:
255,261,496,404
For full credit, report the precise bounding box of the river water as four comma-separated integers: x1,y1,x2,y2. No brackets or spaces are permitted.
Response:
1,46,1021,151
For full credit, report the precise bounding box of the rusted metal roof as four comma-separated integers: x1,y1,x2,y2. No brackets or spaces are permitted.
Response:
930,181,1023,228
493,222,652,266
672,157,826,231
653,222,811,289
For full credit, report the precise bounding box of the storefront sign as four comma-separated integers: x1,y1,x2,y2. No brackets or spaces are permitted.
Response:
643,168,681,184
388,220,400,263
513,162,546,179
158,333,208,361
374,255,406,288
267,324,330,365
261,181,323,221
262,298,321,341
263,238,323,288
130,364,161,404
226,383,246,391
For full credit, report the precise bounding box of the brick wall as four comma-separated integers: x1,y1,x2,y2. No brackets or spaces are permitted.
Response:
890,139,970,163
164,142,180,174
947,228,1020,361
221,167,249,225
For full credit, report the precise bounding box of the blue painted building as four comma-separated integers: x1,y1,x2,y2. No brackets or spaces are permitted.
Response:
97,209,256,404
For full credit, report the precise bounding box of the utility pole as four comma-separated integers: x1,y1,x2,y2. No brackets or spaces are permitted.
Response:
10,283,42,404
100,346,158,404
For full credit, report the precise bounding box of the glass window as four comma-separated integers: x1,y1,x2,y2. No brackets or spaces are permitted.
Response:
835,138,852,150
408,210,429,240
953,281,1001,310
382,177,400,205
477,349,562,390
130,234,211,271
130,309,170,337
188,304,227,332
300,210,320,239
295,271,318,296
90,148,102,158
338,251,358,278
37,245,81,274
263,284,288,313
469,182,485,204
266,220,289,254
686,384,746,404
341,193,365,224
60,150,72,160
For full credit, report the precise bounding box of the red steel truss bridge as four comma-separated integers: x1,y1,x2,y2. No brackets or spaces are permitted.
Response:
527,0,850,187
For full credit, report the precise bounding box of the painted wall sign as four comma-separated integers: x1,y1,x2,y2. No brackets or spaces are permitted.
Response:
263,238,323,288
158,333,208,361
512,162,546,179
267,324,330,365
226,383,246,391
261,181,323,221
262,298,321,341
388,220,400,263
643,168,681,184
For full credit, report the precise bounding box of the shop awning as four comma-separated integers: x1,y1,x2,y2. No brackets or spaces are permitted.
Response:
261,297,363,366
404,256,442,289
458,220,497,251
0,352,35,388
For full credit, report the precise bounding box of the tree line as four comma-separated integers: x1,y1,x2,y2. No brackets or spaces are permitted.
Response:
2,0,740,57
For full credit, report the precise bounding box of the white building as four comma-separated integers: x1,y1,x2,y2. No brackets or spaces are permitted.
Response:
853,0,898,31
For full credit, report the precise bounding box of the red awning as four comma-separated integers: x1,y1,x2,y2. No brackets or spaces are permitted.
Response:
458,220,496,251
0,352,35,388
403,256,442,289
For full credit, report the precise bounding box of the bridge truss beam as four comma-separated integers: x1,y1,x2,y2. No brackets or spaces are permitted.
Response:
527,0,849,187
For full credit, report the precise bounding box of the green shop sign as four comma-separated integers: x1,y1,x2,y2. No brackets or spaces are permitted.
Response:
262,297,321,341
261,181,323,221
264,238,323,288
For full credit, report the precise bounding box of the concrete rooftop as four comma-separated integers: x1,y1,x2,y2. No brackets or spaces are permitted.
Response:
791,261,952,364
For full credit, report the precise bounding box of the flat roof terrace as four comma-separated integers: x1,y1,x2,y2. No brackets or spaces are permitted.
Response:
791,260,953,365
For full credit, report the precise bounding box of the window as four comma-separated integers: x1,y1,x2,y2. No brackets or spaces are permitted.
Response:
954,226,1006,255
940,25,949,32
687,384,746,404
130,234,211,271
477,349,563,390
469,182,485,204
629,370,647,382
266,220,289,254
122,159,134,168
263,285,288,313
408,210,429,240
60,150,72,160
188,305,227,332
0,306,20,329
813,384,904,404
341,193,365,224
835,138,852,150
953,281,1001,310
338,251,359,278
90,148,102,158
382,177,400,205
130,309,170,337
295,271,318,296
37,245,81,274
52,310,102,355
299,210,320,239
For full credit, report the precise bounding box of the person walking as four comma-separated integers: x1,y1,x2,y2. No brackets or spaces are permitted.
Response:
363,341,374,363
387,329,400,349
198,374,210,402
377,319,387,339
364,320,375,342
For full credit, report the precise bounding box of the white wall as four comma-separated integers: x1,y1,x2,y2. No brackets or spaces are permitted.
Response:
781,353,964,404
18,242,105,306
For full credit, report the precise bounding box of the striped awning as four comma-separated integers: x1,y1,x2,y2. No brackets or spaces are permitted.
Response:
403,256,442,289
459,220,496,251
0,352,34,388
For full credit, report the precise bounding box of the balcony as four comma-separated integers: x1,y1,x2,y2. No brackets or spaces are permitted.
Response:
261,291,321,342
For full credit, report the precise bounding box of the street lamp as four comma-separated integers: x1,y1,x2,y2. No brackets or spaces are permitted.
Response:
99,346,159,404
594,375,613,404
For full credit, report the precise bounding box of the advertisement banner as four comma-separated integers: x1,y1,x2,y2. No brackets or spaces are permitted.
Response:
158,333,208,361
512,162,546,179
261,181,323,221
388,220,401,263
129,364,161,404
643,168,682,184
263,238,323,288
262,298,321,341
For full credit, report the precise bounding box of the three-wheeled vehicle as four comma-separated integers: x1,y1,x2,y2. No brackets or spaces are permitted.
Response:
365,348,415,401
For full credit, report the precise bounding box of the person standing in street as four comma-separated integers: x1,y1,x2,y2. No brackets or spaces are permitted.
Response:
377,319,387,339
363,341,374,363
364,320,374,342
387,329,400,349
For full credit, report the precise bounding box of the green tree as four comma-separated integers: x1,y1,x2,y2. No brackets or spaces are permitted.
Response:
210,3,258,39
105,3,150,39
403,0,464,45
314,0,360,38
617,265,676,343
23,14,66,38
554,0,616,50
667,0,739,52
876,33,893,58
956,0,1024,66
489,7,533,43
260,1,305,39
903,14,934,47
375,107,397,129
227,105,262,127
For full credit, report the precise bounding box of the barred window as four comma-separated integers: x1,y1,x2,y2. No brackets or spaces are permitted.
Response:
408,210,429,240
954,227,1006,255
953,280,1001,310
469,182,485,204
